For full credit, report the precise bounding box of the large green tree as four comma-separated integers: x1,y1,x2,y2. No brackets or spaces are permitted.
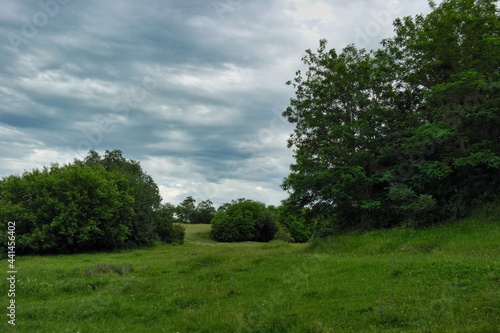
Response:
0,163,134,254
0,150,184,255
78,150,163,246
282,0,499,231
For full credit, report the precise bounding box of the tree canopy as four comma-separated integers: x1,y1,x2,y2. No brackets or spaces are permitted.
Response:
210,199,278,242
77,150,163,246
0,150,184,255
175,196,216,224
282,0,500,231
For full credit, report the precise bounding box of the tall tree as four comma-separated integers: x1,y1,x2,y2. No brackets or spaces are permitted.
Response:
176,196,197,223
175,197,216,224
282,0,500,231
79,150,162,246
193,199,216,224
384,0,500,219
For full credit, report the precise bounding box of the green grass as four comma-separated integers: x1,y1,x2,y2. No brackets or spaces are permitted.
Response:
1,204,499,332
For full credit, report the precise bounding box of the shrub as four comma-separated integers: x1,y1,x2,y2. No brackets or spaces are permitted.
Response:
0,150,184,255
210,200,277,242
269,204,314,242
274,223,295,242
156,205,185,244
170,224,186,244
0,163,134,254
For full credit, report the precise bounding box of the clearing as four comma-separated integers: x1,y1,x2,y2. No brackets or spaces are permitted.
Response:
1,204,499,332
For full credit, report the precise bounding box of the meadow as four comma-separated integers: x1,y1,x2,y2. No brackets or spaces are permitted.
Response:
1,204,499,332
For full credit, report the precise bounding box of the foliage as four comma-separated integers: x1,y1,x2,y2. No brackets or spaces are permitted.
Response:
282,0,500,232
175,196,196,223
193,199,217,224
175,196,216,224
155,204,186,244
269,203,314,243
155,202,177,225
273,223,294,243
210,199,278,242
78,150,163,246
168,224,190,242
0,150,184,255
0,163,134,254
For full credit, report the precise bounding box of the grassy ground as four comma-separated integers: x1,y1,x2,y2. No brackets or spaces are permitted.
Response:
1,204,499,332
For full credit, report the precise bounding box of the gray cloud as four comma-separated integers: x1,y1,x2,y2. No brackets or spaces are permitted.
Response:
0,0,433,206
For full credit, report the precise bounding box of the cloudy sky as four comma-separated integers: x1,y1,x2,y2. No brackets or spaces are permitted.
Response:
0,0,434,207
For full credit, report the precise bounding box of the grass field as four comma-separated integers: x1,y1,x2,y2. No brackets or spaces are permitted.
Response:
1,204,499,332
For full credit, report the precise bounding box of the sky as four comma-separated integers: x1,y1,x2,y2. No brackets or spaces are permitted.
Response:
0,0,435,207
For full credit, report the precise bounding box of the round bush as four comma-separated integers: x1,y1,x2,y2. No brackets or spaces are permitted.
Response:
210,200,277,242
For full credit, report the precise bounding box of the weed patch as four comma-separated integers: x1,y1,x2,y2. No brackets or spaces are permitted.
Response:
79,263,134,277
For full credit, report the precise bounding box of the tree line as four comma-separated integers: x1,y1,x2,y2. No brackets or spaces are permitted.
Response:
0,149,315,256
160,196,217,225
160,197,315,243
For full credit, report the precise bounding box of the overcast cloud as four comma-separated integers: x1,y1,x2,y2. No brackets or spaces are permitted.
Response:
0,0,434,207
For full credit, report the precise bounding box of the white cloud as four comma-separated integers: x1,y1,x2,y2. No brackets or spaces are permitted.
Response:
284,0,337,24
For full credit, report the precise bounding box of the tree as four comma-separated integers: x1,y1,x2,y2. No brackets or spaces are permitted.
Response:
384,0,500,219
193,199,216,224
0,150,184,255
210,199,278,242
155,203,185,244
78,150,163,246
282,40,401,229
157,202,177,221
282,0,500,232
176,196,196,223
0,163,134,254
175,197,216,224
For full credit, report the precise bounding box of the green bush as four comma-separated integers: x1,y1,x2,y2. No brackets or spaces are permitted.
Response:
269,204,314,242
155,204,185,244
172,224,186,244
274,223,295,242
312,215,338,239
210,200,277,242
0,163,134,254
0,150,184,255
